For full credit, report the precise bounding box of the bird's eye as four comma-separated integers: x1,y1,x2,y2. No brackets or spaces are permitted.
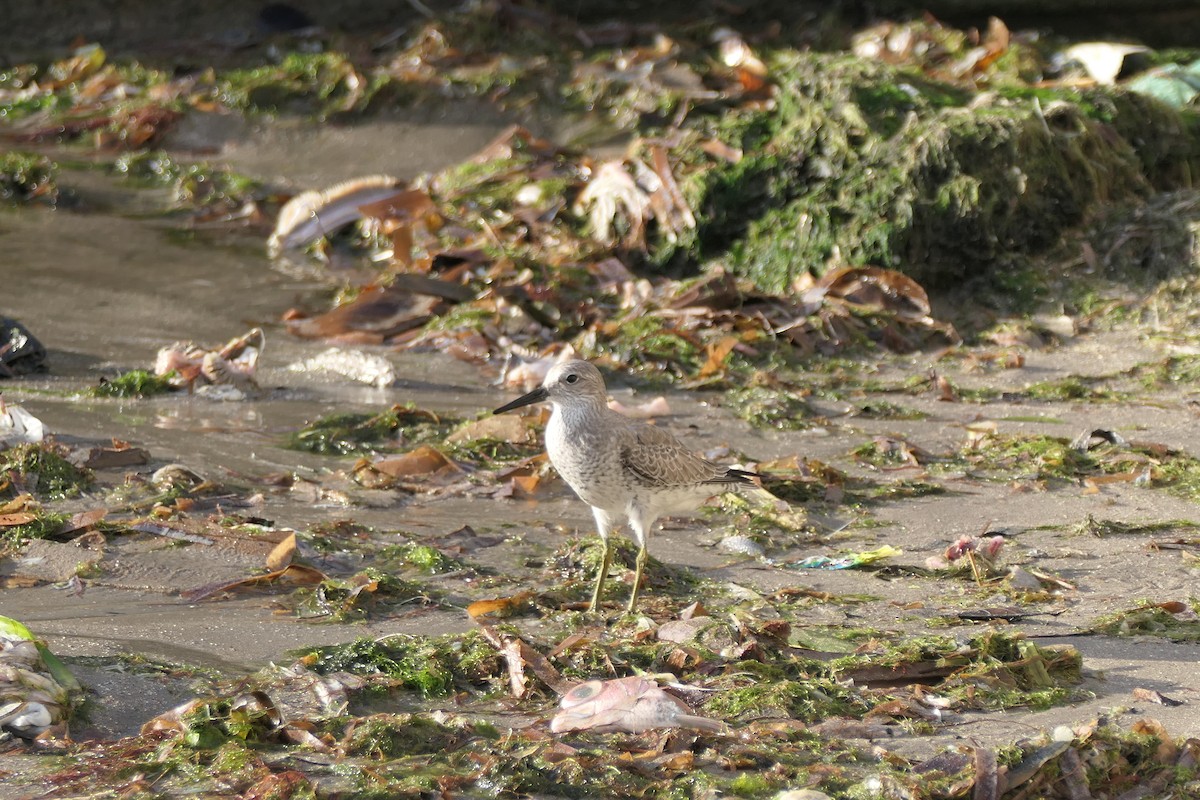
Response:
565,374,579,384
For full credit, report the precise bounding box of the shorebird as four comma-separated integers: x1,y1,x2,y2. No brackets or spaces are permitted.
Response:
494,359,756,612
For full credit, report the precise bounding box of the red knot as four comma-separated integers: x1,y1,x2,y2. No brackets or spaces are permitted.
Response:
495,359,756,612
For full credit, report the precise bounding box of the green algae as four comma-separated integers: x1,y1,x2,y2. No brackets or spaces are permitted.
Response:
0,151,58,204
1,443,93,500
932,431,1200,489
666,51,1198,295
376,541,462,574
297,632,504,698
1072,515,1200,538
113,150,264,211
341,713,495,759
547,536,703,606
216,52,365,115
853,400,928,420
724,384,816,430
286,405,456,456
704,672,868,721
89,369,175,398
0,509,68,543
1094,601,1200,642
292,569,439,623
1022,376,1119,401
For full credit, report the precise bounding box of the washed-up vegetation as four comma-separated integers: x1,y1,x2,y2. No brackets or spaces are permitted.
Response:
7,2,1200,798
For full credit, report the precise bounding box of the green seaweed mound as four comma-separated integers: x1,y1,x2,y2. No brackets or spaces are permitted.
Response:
671,54,1199,292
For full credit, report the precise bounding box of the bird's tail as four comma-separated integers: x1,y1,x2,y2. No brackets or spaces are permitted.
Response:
720,468,760,486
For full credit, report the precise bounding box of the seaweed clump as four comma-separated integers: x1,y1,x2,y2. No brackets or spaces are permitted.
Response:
0,151,57,205
1,443,93,499
678,55,1196,295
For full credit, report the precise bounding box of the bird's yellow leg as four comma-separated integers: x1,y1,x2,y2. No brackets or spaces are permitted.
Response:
626,540,649,613
589,537,613,612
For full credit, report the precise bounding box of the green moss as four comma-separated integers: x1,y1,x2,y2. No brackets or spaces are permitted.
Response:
89,369,175,398
1138,354,1200,387
0,151,57,204
423,305,495,333
548,536,702,604
113,151,264,211
853,400,927,420
1,443,93,499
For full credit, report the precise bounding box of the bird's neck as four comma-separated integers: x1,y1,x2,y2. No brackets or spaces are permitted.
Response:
550,400,609,432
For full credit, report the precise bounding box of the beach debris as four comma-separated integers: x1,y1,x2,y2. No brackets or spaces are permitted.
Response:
0,400,45,447
608,395,671,418
1061,42,1150,85
268,174,402,255
791,545,902,570
1133,687,1184,707
499,349,577,392
550,675,724,734
353,444,462,488
0,615,79,740
287,347,397,387
284,285,444,344
0,319,47,377
926,534,1006,582
71,439,150,470
154,328,264,392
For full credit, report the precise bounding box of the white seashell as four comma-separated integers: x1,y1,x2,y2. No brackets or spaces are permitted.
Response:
268,175,402,255
0,700,54,737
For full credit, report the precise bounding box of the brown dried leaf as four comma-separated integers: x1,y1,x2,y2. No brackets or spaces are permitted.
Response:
699,336,738,379
934,373,958,402
79,444,151,469
60,508,107,537
180,564,327,602
699,138,743,163
1153,600,1189,614
973,745,999,800
474,620,568,696
0,512,38,527
285,285,442,344
369,445,459,478
1133,718,1179,763
467,591,535,620
266,532,297,571
1133,687,1184,707
0,494,38,514
817,266,931,316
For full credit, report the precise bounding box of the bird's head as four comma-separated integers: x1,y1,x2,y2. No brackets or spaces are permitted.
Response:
494,359,608,415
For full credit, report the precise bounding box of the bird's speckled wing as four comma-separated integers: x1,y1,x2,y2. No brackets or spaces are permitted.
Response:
619,425,736,487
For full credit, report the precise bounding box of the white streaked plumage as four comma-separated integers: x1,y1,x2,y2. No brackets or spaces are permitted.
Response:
495,359,754,612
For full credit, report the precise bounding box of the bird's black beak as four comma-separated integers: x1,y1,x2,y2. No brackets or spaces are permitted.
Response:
493,386,549,415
